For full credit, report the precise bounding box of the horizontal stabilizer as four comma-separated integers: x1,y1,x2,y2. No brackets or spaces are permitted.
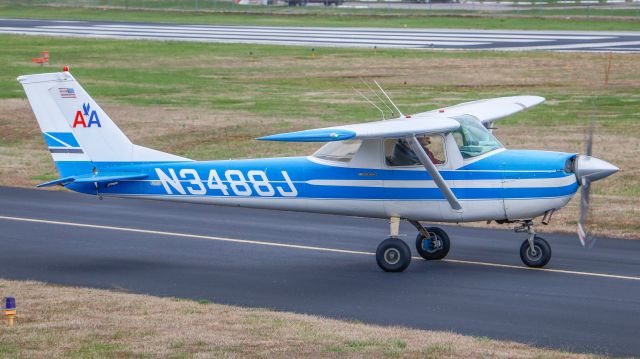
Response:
36,172,148,187
36,176,76,188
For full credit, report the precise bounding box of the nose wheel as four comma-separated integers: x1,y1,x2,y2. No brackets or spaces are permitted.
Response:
515,220,552,268
520,236,551,267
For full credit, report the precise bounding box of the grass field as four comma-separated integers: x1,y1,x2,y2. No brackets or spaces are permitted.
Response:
0,34,639,239
1,3,639,31
0,278,605,358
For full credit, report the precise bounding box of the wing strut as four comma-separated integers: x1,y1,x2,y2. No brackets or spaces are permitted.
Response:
406,135,462,211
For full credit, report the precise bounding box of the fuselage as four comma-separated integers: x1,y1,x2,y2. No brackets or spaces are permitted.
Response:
62,147,579,223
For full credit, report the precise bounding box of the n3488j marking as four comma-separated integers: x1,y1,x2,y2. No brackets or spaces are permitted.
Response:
155,168,298,197
18,69,619,272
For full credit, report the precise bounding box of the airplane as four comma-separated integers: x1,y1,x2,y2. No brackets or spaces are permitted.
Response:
18,69,619,272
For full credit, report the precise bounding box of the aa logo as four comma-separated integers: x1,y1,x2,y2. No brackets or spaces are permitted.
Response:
72,103,101,128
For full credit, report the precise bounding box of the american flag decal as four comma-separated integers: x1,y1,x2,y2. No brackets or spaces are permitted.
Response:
59,88,76,98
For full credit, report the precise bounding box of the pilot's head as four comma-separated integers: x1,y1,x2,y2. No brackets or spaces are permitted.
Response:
418,136,432,147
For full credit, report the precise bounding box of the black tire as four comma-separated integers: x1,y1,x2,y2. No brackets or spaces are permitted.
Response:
376,238,411,272
520,236,551,268
415,226,450,260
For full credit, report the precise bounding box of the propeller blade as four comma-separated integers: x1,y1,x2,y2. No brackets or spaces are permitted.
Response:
577,119,596,248
577,177,595,247
585,120,594,157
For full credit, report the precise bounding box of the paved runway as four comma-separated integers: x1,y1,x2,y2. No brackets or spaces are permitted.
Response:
1,18,640,52
0,186,639,355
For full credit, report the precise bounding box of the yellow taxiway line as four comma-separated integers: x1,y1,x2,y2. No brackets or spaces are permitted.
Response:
1,215,639,282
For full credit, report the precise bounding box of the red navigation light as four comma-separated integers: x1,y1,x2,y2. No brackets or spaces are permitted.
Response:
405,115,412,118
438,109,445,113
63,66,69,72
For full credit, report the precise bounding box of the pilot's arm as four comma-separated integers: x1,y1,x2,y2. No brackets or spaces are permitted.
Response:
425,148,443,165
389,140,419,166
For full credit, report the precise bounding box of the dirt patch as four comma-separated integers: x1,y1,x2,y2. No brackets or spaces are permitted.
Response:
0,278,599,358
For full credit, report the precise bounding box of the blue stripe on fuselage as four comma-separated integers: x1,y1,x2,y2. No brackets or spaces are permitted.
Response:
55,149,579,200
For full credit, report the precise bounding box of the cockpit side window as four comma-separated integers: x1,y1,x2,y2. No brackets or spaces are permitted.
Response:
313,140,362,163
451,116,503,159
385,135,446,167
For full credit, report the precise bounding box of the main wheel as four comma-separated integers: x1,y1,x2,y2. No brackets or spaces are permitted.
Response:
415,227,450,260
376,238,411,272
520,236,551,268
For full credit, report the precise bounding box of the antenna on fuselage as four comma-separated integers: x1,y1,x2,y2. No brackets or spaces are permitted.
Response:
360,78,394,119
353,87,385,121
374,80,404,118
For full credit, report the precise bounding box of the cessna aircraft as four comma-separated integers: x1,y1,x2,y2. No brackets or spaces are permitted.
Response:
18,69,619,272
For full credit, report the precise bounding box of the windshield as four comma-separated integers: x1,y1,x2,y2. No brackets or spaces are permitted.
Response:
451,115,503,158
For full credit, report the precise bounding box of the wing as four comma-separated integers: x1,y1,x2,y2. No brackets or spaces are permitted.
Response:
257,115,460,142
418,95,545,125
256,95,544,142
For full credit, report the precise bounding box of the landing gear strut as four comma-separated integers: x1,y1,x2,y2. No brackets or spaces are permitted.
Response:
375,218,453,272
515,220,551,267
375,217,411,272
408,220,450,261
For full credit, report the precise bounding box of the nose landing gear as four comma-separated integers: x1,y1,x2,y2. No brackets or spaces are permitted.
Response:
515,220,552,268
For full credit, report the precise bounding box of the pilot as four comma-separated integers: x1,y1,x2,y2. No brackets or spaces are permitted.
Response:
418,136,443,165
388,137,442,166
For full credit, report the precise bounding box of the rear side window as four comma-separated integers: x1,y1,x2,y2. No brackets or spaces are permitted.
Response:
313,140,362,163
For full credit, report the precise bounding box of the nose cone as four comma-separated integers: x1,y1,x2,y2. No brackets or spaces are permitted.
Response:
575,155,619,183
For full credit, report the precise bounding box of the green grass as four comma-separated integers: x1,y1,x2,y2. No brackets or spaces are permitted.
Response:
68,342,128,358
0,343,18,356
3,34,638,129
325,338,407,354
1,3,639,31
422,342,454,357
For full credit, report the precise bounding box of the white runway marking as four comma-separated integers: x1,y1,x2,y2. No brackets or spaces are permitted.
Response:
1,19,639,52
1,214,639,281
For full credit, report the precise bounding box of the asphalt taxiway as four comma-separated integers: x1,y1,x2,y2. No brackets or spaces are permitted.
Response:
1,18,640,52
0,186,639,356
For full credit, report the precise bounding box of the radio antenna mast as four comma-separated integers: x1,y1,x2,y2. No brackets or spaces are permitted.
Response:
374,80,404,118
361,78,394,118
353,87,386,121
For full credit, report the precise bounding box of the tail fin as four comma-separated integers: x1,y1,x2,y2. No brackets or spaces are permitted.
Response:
18,71,189,178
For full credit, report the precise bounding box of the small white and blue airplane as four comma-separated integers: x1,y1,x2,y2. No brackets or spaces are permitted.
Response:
18,69,619,272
